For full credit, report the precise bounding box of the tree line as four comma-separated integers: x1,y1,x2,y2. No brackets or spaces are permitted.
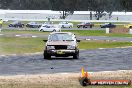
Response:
0,0,131,19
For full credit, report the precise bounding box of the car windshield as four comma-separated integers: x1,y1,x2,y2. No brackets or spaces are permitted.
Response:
86,22,91,24
49,33,74,41
81,22,85,24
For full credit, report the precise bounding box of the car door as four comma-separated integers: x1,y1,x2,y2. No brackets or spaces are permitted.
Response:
108,23,112,28
65,22,69,27
48,26,54,31
45,26,50,31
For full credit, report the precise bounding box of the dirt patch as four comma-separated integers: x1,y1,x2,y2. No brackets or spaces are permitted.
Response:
110,27,129,34
0,70,131,87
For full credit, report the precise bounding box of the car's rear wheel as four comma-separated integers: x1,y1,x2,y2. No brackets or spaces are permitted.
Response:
53,29,56,32
77,26,80,28
83,26,86,28
90,25,92,28
62,25,64,28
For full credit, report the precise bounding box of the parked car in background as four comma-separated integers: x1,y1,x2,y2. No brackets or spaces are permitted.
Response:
58,22,73,28
26,22,42,28
2,19,8,22
42,22,53,27
100,23,116,28
77,22,94,28
124,23,132,28
43,32,80,59
8,21,24,28
39,24,61,32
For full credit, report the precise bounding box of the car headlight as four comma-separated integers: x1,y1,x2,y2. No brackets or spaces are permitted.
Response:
46,46,55,50
67,45,75,49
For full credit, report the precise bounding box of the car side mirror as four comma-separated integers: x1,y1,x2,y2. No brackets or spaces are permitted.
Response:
77,40,81,42
43,40,47,42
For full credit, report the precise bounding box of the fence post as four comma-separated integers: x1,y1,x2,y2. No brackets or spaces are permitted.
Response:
129,29,132,34
106,28,109,34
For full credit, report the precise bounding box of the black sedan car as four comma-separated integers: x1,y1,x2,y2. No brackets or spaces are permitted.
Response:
100,23,116,28
9,21,24,28
26,22,42,28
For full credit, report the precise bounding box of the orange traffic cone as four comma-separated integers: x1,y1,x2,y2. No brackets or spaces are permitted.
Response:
81,67,88,78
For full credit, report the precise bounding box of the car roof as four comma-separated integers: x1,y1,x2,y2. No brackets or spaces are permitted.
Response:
50,32,73,35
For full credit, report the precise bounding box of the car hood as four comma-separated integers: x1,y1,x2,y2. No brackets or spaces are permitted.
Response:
46,41,76,46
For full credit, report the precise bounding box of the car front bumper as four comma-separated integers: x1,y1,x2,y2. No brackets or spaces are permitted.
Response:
44,49,78,56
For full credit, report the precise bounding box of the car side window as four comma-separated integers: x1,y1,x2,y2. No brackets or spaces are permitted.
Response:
46,26,50,28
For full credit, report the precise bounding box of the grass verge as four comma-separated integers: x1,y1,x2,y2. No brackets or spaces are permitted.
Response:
79,40,132,49
2,29,132,37
2,29,49,35
63,30,132,37
0,37,45,55
1,37,132,55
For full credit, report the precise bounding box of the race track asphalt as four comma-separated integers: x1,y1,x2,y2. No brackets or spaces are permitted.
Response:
0,48,132,75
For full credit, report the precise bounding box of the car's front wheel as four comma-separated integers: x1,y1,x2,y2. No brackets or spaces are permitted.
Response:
44,53,51,59
73,52,79,59
69,26,72,28
39,29,43,31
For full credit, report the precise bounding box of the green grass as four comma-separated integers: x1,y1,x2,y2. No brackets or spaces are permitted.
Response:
0,37,45,55
79,40,132,49
1,29,132,54
3,29,132,38
63,30,132,37
1,36,132,55
2,29,49,35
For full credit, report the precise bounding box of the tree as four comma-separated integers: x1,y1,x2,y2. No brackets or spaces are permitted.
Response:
0,0,13,9
1,0,132,20
7,0,50,10
49,0,77,19
120,0,132,11
86,0,120,20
